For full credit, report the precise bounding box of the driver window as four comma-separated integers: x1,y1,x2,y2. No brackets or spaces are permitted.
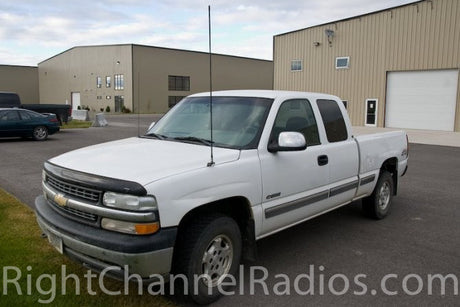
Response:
270,99,320,146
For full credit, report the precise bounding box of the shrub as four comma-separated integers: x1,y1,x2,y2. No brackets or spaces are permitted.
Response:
105,106,111,112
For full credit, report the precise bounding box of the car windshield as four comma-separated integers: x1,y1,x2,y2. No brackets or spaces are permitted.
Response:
145,96,273,149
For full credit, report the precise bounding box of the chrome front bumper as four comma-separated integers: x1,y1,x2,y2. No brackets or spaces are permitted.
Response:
35,195,176,280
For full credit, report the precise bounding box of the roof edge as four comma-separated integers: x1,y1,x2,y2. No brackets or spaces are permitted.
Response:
38,43,273,65
0,64,38,69
274,0,424,37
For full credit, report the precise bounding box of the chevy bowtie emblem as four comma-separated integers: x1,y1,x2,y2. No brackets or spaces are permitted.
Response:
54,194,68,207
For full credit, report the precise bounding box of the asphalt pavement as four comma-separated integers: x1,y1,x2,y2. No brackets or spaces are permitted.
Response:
0,115,458,306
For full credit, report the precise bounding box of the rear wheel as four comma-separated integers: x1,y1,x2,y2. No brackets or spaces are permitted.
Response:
33,126,48,141
173,214,242,305
363,171,393,219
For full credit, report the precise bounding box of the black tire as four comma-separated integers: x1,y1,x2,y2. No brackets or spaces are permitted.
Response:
173,214,242,305
33,126,48,141
362,171,394,219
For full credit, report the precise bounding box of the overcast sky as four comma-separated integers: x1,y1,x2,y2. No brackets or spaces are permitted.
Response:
1,0,419,66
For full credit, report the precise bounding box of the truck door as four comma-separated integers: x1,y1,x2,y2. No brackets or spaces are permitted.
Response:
258,99,330,236
316,99,359,206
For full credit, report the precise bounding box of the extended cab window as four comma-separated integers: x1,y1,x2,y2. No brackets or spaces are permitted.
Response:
317,99,348,142
270,99,320,146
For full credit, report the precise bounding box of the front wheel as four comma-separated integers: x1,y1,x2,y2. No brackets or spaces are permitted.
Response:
33,126,48,141
173,214,242,305
362,171,394,219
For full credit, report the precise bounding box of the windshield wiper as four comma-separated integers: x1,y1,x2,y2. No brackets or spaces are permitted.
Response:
172,136,214,146
144,132,167,140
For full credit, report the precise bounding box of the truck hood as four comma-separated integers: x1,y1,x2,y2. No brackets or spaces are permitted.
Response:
48,137,240,186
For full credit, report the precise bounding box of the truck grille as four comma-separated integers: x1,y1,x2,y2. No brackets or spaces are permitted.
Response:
47,175,101,203
49,200,98,222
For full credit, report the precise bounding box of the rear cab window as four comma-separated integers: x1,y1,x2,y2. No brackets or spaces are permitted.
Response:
317,99,348,142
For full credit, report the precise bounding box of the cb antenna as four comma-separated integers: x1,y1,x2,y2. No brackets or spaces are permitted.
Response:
207,5,215,167
137,71,140,137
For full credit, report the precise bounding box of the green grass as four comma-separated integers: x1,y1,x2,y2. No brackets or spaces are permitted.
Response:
0,189,175,307
61,120,93,129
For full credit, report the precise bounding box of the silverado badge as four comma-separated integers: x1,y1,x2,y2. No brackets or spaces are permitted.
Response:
54,194,68,207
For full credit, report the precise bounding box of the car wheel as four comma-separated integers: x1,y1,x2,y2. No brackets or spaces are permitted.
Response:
363,171,393,219
173,214,242,305
33,126,48,141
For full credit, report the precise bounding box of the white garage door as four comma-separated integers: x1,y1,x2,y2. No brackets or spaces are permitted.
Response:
385,70,458,131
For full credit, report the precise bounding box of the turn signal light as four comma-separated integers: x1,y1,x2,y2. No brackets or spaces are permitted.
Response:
101,218,160,235
135,223,160,235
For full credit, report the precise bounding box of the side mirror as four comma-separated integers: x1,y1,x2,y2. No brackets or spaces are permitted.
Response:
147,121,156,131
268,132,307,153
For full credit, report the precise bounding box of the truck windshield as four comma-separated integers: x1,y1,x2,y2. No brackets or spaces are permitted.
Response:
146,96,273,149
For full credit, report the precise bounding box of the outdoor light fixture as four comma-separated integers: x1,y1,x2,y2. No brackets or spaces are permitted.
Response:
325,29,335,46
313,41,320,47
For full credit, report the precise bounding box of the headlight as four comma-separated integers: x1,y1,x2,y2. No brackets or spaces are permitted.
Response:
103,192,157,211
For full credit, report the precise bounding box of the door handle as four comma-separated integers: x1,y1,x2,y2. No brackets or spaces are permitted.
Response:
318,155,328,166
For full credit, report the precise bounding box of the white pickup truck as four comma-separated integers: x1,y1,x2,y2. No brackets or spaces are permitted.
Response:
35,90,408,304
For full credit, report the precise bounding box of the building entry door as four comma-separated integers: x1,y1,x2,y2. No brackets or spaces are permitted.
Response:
71,92,81,110
115,95,124,112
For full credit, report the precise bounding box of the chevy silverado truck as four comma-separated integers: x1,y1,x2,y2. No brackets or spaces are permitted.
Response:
35,90,408,304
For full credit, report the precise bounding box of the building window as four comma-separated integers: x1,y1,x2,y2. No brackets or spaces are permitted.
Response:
336,57,350,69
342,100,348,109
317,99,348,142
96,76,102,88
290,60,302,72
114,74,124,90
365,99,378,127
168,76,190,91
106,76,111,88
168,96,186,108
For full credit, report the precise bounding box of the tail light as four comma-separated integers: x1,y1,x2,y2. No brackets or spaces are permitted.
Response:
49,117,59,123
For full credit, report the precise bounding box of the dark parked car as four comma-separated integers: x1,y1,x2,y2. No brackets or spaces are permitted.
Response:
0,108,60,141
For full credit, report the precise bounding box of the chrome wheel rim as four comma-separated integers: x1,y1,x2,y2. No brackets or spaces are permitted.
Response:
378,181,391,210
201,234,233,287
34,127,46,139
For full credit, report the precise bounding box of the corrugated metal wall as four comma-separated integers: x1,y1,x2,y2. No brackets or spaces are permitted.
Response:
0,65,39,104
132,45,273,113
274,0,460,131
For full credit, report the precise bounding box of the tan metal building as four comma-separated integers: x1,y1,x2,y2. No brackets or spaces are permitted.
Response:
38,44,273,114
273,0,460,131
0,65,39,104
